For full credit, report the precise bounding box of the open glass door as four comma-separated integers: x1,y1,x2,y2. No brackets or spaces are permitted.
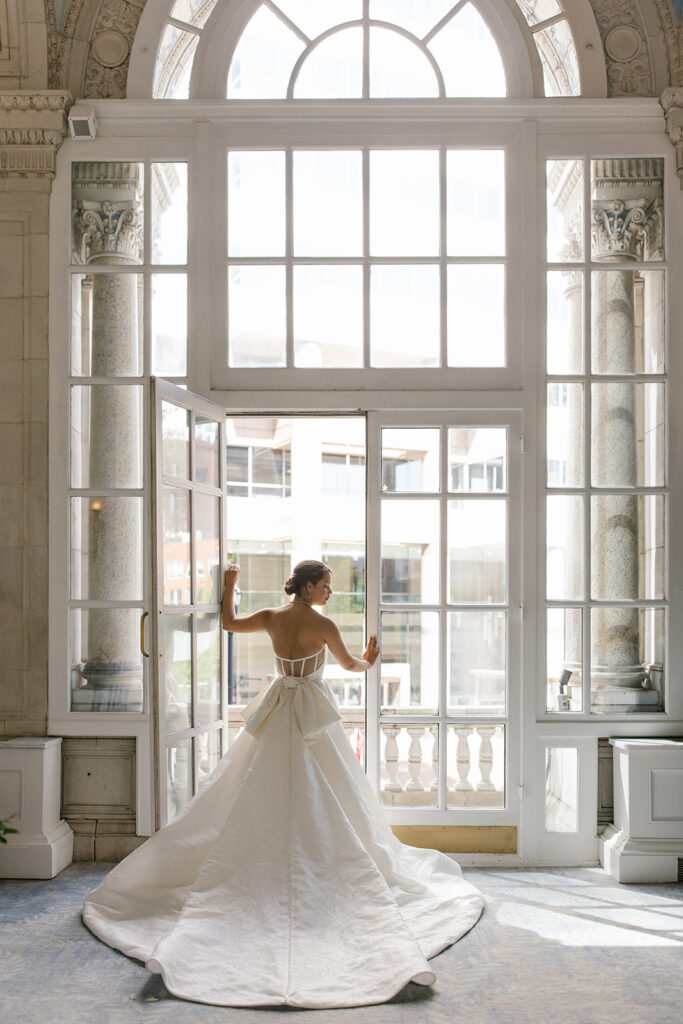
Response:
152,379,227,827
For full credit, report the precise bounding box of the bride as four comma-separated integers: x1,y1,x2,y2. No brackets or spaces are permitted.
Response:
83,560,484,1008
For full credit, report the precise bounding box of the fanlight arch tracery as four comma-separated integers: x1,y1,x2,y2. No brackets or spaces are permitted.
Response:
130,0,598,101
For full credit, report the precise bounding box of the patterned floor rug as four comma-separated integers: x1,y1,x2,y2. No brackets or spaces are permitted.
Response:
1,863,682,1024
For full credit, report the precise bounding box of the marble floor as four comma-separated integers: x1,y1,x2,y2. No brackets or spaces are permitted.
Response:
1,863,682,1024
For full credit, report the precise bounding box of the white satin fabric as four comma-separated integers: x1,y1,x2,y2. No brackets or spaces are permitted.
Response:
82,657,484,1008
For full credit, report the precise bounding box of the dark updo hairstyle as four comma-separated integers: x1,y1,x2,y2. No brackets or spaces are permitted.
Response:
283,560,331,597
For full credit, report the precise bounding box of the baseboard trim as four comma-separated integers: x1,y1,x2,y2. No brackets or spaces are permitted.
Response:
391,825,517,854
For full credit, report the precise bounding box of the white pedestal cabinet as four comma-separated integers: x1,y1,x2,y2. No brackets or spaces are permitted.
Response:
0,737,73,878
600,738,683,883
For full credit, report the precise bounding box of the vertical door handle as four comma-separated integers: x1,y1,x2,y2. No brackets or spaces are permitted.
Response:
140,610,150,658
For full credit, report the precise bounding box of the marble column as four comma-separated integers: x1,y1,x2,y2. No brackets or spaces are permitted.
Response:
589,159,663,711
71,163,144,711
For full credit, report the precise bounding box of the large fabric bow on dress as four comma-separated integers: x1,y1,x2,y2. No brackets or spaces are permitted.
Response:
243,672,342,739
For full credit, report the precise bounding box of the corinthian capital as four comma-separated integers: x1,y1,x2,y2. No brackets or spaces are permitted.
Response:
591,198,663,261
73,199,143,264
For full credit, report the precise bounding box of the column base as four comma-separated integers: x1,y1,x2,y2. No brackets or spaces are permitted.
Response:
591,686,661,712
71,686,143,712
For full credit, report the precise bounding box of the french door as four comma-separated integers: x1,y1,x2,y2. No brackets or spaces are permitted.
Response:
152,379,228,828
152,385,522,834
367,410,522,828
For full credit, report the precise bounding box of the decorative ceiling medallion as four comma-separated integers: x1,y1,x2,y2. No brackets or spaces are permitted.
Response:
604,25,642,63
91,30,130,69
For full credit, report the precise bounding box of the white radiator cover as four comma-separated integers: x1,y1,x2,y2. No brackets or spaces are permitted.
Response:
0,737,73,879
600,738,683,883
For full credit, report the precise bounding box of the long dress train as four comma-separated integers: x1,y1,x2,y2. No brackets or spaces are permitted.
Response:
82,648,484,1008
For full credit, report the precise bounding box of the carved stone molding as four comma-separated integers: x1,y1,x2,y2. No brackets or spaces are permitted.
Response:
661,88,683,188
0,91,72,178
72,160,144,262
83,0,146,99
590,0,653,97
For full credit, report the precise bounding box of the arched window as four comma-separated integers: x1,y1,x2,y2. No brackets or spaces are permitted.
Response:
143,0,583,100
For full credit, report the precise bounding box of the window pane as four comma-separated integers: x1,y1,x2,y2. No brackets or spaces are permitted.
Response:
447,150,505,256
275,0,361,38
70,274,143,377
448,427,506,493
167,737,193,821
152,274,187,376
163,486,191,605
546,607,583,712
447,724,504,807
429,3,506,97
195,493,220,604
547,494,583,600
547,270,583,374
370,151,439,256
71,386,143,489
70,607,144,712
591,383,665,487
546,159,583,263
228,151,285,257
70,497,143,600
591,270,665,374
371,265,439,367
229,266,286,367
536,21,580,97
294,27,363,98
154,25,198,99
369,27,439,98
448,609,505,714
591,607,664,712
381,428,440,493
228,4,305,98
151,163,187,264
380,611,439,713
371,0,455,38
171,0,219,28
381,723,438,807
197,614,221,725
293,151,362,256
591,159,663,262
591,495,664,600
293,266,362,367
322,540,366,716
448,499,506,603
547,383,583,488
545,748,578,831
515,0,562,27
447,265,504,367
197,728,222,788
381,499,440,603
164,613,192,731
195,416,220,489
162,402,190,479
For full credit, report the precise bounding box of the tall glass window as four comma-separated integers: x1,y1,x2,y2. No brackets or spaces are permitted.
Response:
545,157,667,715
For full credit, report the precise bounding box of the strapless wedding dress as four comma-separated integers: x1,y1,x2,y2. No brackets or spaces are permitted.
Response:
82,648,484,1008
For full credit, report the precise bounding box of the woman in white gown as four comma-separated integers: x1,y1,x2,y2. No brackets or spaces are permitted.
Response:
83,560,484,1008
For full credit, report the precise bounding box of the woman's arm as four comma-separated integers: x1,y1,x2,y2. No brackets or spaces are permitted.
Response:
221,565,270,633
322,618,380,673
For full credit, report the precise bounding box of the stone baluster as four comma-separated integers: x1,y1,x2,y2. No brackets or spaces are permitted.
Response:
382,725,403,792
406,727,426,790
430,725,439,792
452,725,473,790
476,726,496,791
